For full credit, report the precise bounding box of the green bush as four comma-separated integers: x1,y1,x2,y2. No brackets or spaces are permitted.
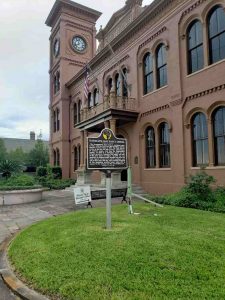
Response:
36,166,47,177
51,166,62,179
40,178,75,190
0,160,22,178
148,172,225,213
0,174,36,187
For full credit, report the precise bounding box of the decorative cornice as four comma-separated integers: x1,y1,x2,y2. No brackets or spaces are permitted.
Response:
140,104,170,119
180,0,207,20
104,55,130,76
185,83,225,102
64,19,93,34
170,98,183,106
138,26,167,50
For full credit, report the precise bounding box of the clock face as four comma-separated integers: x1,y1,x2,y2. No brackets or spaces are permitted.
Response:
54,39,60,57
72,36,87,52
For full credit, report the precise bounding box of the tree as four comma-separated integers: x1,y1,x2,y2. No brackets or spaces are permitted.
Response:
27,140,49,167
0,139,7,162
0,160,22,178
7,147,28,169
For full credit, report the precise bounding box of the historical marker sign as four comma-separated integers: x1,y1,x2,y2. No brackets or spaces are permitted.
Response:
87,128,127,170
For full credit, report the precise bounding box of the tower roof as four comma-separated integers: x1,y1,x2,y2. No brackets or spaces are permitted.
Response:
45,0,102,27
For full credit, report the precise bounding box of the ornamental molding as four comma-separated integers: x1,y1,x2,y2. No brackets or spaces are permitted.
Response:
170,98,183,106
138,26,167,50
104,55,130,77
180,0,207,21
64,20,93,34
140,104,170,119
185,83,225,103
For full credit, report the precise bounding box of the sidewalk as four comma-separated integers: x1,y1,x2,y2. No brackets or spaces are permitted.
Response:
0,190,121,299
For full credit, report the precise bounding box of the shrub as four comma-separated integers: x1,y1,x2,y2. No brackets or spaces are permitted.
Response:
36,166,47,177
39,178,75,190
0,174,36,187
51,166,62,179
0,185,42,191
0,160,22,178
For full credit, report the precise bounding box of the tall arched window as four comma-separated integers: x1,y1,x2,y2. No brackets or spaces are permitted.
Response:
56,148,60,166
192,113,209,166
74,145,81,171
53,111,56,132
74,103,77,126
208,6,225,64
213,106,225,166
56,108,60,131
78,100,82,123
74,147,78,171
53,150,57,166
115,73,121,96
54,75,57,94
156,44,167,89
88,92,93,108
143,53,153,94
146,127,156,168
159,122,170,168
93,88,99,106
122,68,128,97
108,78,113,94
187,20,204,74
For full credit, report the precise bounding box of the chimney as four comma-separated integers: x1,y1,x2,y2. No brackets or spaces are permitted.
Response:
30,131,35,141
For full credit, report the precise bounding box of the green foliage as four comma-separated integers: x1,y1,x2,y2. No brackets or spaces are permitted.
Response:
0,139,7,162
149,172,225,213
51,166,62,179
0,159,22,178
39,178,75,190
0,174,36,187
27,140,49,167
7,147,28,167
36,166,48,177
8,203,225,299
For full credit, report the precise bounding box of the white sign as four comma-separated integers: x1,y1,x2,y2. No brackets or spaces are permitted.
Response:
74,186,92,205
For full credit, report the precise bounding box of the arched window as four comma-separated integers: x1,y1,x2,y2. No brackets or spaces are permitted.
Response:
156,44,167,89
213,106,225,165
74,145,81,171
122,68,128,97
143,53,153,94
56,108,60,131
208,6,225,64
54,75,57,94
187,20,204,74
146,127,156,168
159,122,170,168
74,147,78,171
78,100,82,123
53,110,56,132
56,148,60,166
192,113,209,166
88,92,93,108
53,150,57,166
115,73,121,96
93,88,99,106
74,103,77,126
108,78,113,94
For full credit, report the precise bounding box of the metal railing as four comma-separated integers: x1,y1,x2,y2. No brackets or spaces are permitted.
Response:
80,95,138,122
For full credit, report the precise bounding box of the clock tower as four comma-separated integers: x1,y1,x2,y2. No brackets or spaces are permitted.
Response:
46,0,101,177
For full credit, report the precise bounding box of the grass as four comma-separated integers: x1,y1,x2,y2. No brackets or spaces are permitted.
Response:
8,203,225,300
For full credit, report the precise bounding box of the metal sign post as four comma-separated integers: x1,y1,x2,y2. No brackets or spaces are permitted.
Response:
87,128,128,229
106,170,112,229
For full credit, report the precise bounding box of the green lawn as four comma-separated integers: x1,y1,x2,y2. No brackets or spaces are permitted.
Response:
8,203,225,300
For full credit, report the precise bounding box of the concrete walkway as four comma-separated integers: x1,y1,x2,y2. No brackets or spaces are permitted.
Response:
0,190,121,299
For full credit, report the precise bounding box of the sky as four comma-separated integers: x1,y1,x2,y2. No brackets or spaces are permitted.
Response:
0,0,150,140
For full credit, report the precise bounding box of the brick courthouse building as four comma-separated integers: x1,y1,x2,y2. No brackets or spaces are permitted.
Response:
46,0,225,194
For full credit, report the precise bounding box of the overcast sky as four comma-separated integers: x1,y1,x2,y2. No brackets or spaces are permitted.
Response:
0,0,150,140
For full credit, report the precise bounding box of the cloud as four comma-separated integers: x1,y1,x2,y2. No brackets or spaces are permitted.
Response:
0,0,152,140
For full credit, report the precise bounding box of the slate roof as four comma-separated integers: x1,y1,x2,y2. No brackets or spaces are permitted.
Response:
1,138,49,153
